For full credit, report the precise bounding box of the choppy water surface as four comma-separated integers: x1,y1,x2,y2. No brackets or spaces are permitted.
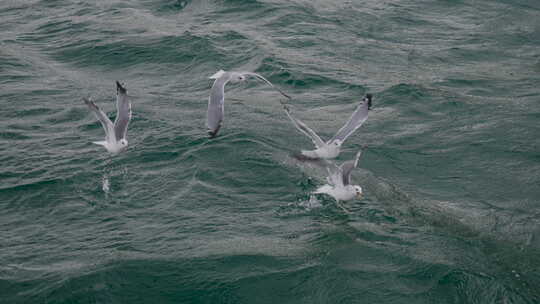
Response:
1,0,540,303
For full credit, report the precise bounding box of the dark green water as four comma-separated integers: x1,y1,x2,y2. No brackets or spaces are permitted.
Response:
1,1,540,303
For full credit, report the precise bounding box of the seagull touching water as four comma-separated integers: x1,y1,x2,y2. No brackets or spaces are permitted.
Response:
314,151,364,212
207,69,291,137
84,81,132,153
282,94,372,159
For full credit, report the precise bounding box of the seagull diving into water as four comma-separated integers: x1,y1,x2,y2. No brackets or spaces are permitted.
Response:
282,94,372,159
83,81,132,153
314,151,364,211
207,69,291,137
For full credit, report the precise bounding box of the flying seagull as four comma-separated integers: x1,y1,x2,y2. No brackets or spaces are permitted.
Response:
207,69,291,137
84,81,132,153
314,151,364,211
282,94,371,159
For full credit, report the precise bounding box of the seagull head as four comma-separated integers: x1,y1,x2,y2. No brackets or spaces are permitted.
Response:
353,185,363,199
230,73,247,83
332,139,343,147
119,138,128,148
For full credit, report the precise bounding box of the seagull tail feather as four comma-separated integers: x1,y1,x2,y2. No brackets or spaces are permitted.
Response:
92,141,107,146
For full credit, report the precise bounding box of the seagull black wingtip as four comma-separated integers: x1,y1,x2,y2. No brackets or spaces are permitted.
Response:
83,97,94,107
207,127,221,139
116,81,127,94
365,93,373,110
282,92,292,100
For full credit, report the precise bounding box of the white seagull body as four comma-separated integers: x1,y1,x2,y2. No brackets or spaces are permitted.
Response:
282,94,372,159
84,81,132,154
314,184,360,201
207,69,290,137
314,151,364,208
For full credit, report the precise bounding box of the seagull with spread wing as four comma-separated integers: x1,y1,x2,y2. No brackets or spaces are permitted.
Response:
282,94,372,159
314,151,364,211
83,81,132,153
207,69,291,137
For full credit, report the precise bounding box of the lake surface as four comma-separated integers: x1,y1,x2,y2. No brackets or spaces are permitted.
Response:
1,0,539,303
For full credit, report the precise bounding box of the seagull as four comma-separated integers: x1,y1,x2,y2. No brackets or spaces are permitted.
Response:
282,94,372,159
83,81,132,153
313,151,364,211
207,69,291,137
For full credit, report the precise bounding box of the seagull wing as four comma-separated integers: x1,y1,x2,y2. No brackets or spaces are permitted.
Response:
330,96,370,144
84,98,114,142
281,102,325,148
207,71,230,137
340,151,362,186
325,160,344,188
113,81,132,141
